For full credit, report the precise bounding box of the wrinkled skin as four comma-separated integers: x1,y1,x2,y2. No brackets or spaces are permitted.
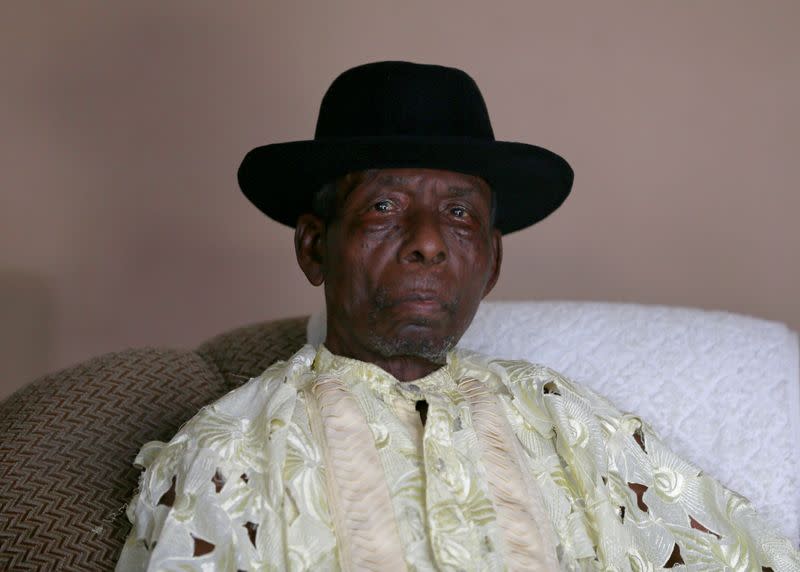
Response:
295,168,502,381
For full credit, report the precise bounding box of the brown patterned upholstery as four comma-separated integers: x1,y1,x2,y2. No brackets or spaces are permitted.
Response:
0,316,308,571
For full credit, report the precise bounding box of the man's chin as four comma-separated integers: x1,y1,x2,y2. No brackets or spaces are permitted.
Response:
365,329,457,363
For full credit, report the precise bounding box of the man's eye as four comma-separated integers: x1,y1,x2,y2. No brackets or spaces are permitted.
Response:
373,200,393,212
450,206,467,218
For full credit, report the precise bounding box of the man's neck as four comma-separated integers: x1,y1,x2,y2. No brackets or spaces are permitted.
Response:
323,336,445,382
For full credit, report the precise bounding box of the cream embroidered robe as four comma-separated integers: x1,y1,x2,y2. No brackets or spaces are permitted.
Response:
117,345,800,571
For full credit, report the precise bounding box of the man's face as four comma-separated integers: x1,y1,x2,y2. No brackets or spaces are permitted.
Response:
296,168,502,365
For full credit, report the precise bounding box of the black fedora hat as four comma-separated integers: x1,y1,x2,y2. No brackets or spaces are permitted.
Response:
238,61,573,234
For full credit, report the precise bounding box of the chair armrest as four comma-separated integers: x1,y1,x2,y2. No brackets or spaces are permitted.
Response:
0,348,224,570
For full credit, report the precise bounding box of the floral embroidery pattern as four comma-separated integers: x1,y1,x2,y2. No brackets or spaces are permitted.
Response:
118,346,800,571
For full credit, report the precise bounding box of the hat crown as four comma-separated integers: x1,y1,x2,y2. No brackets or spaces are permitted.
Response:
314,61,495,140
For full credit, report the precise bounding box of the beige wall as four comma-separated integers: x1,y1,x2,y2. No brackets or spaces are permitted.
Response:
1,1,798,399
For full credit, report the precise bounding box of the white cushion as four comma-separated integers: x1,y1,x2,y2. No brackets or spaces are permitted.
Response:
307,300,800,543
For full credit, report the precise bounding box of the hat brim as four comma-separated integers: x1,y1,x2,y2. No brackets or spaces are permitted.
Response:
237,136,573,235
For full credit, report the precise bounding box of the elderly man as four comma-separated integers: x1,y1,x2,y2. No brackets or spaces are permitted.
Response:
118,62,799,570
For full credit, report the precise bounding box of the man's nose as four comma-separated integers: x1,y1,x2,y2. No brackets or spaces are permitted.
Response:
400,211,447,265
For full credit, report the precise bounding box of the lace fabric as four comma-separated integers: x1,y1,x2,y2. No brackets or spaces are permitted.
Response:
117,345,800,571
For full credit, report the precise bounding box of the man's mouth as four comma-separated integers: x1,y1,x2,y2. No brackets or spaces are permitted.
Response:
393,297,445,313
372,283,459,316
384,291,453,315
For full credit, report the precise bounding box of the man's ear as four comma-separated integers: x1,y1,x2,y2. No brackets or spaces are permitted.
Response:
295,213,326,286
482,228,503,298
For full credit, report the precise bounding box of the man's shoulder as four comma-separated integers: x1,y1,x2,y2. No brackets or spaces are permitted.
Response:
453,347,612,405
133,345,317,472
185,344,316,425
452,347,639,444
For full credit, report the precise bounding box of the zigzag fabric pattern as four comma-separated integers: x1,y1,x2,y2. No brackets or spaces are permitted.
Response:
0,317,308,571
